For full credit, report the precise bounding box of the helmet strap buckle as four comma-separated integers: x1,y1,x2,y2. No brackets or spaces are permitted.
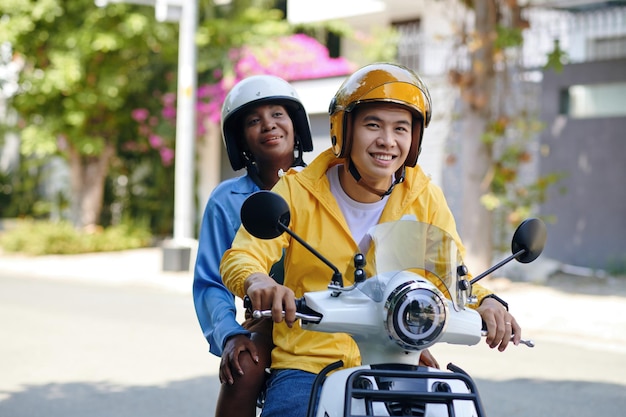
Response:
347,159,405,199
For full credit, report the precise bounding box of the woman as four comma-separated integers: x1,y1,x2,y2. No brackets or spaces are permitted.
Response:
192,75,313,417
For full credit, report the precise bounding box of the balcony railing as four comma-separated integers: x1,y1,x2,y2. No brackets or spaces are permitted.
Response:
395,5,626,76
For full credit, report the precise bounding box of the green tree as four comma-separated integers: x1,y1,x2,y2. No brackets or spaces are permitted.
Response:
0,0,178,228
0,0,361,236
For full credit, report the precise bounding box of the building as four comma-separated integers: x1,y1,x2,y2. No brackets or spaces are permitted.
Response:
529,1,626,271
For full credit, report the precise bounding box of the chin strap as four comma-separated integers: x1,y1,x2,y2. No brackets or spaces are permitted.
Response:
347,159,405,199
292,136,307,168
244,138,307,190
242,151,265,189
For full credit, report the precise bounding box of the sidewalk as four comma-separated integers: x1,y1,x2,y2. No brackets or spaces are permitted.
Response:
484,275,626,354
1,248,626,352
0,247,194,293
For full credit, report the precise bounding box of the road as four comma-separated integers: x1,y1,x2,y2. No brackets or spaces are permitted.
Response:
433,335,626,416
1,272,625,417
0,273,221,417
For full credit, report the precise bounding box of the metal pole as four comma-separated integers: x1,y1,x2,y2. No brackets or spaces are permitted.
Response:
172,0,197,243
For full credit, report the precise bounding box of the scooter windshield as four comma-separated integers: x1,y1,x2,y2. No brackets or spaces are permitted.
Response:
359,216,466,311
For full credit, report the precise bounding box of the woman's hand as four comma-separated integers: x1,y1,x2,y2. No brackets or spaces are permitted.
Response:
219,334,259,385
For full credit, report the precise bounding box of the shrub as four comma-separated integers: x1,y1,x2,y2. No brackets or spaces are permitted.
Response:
0,219,153,256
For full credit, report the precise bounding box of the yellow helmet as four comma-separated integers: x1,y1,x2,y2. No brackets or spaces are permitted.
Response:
329,63,432,167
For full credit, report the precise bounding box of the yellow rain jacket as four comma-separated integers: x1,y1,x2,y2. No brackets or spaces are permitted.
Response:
222,148,492,374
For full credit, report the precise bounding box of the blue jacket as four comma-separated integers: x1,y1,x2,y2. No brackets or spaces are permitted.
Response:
192,174,259,356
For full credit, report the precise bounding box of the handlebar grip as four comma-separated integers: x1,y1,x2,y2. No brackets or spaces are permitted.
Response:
252,309,323,323
243,295,323,323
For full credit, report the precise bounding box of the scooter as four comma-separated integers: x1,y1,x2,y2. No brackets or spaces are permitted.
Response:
240,190,547,417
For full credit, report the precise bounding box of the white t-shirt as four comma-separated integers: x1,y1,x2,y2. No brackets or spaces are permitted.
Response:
327,164,388,253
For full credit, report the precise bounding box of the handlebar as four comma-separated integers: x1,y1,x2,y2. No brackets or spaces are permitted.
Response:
252,309,323,323
244,295,323,324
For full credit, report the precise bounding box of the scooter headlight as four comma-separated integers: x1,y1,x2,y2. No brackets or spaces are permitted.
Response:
384,281,447,350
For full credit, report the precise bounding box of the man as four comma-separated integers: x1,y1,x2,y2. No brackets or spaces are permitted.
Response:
221,63,519,417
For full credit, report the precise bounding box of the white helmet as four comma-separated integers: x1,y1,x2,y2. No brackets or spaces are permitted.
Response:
221,75,314,171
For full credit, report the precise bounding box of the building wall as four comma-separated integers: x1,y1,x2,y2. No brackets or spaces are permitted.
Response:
539,58,626,270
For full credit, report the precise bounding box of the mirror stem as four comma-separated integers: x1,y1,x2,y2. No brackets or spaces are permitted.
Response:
470,249,526,285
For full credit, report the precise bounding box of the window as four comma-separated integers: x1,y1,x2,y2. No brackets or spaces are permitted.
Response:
591,36,626,61
326,31,341,59
560,82,626,118
394,19,422,71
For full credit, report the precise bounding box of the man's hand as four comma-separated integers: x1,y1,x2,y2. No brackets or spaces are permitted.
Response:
476,297,521,351
219,334,259,385
245,272,297,327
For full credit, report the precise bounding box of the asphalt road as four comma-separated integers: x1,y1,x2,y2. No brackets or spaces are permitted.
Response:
0,273,221,417
1,271,625,417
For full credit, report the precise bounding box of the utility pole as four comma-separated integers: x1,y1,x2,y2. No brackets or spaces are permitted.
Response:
95,0,198,271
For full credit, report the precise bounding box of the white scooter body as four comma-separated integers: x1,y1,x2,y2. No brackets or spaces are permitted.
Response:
302,271,482,417
302,271,483,365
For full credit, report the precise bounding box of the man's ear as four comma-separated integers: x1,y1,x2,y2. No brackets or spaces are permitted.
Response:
405,121,423,167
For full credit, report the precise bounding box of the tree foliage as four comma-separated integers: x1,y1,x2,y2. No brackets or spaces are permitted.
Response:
0,0,179,228
0,0,353,236
1,0,178,157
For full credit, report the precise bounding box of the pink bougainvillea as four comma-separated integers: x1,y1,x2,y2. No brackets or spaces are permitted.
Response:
131,34,354,165
159,147,175,166
131,108,149,122
236,34,355,82
148,134,163,149
195,33,354,129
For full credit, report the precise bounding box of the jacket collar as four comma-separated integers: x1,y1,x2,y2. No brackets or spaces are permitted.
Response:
231,174,260,195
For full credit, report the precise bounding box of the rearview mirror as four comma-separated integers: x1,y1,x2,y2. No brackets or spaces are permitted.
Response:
240,191,291,239
511,218,547,263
